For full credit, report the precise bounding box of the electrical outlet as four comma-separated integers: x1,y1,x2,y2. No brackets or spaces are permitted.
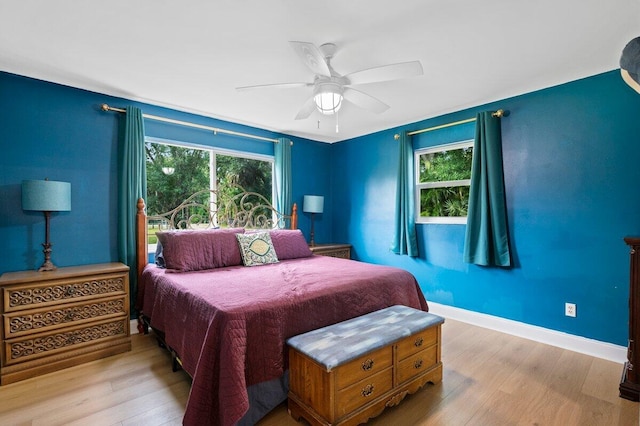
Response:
565,303,576,317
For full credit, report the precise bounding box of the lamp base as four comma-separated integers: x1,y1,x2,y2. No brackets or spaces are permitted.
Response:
38,242,57,272
38,261,57,272
309,213,316,247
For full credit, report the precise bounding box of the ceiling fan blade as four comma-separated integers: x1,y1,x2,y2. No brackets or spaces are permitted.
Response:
289,41,331,77
343,87,390,114
295,97,317,120
345,61,423,86
236,82,311,91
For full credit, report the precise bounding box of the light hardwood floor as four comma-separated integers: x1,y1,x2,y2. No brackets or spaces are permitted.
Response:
0,319,637,425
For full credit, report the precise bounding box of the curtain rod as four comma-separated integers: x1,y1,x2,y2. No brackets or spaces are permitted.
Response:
395,109,506,139
100,103,283,144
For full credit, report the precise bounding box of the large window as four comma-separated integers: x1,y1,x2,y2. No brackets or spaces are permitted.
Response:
415,140,473,224
145,139,273,242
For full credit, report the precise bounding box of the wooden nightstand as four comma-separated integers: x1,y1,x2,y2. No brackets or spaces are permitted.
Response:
309,243,351,259
0,262,131,385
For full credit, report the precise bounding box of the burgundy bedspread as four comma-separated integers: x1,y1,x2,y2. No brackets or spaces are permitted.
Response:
140,255,428,426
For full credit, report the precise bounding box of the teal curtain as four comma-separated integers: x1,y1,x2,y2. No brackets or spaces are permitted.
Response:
274,137,292,226
463,111,511,266
118,106,147,312
391,132,419,257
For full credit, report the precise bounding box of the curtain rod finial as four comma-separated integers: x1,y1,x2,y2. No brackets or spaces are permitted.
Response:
394,133,400,140
101,103,110,111
492,109,509,118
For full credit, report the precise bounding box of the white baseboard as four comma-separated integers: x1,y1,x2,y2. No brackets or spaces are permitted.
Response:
129,307,628,363
428,302,627,364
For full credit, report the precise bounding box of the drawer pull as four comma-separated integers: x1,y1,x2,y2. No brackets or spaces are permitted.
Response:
66,287,76,296
361,384,375,397
361,358,374,371
414,337,424,347
414,359,423,369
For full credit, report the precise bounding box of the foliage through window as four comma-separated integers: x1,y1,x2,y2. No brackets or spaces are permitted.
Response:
415,140,473,224
145,141,273,242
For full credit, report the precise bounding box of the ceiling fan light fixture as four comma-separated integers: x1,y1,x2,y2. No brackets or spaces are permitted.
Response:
314,82,343,115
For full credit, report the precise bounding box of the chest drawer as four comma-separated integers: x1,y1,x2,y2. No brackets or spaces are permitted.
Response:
397,344,438,384
336,367,393,418
396,326,438,360
335,345,392,389
2,272,127,313
4,317,129,365
4,295,127,339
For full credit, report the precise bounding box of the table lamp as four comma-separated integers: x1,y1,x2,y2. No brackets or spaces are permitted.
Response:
303,195,324,246
22,179,71,271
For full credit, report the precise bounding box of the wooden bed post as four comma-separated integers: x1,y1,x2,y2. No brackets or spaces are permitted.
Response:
290,203,298,230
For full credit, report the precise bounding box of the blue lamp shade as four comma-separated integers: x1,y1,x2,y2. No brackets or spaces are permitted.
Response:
303,195,324,214
22,180,71,212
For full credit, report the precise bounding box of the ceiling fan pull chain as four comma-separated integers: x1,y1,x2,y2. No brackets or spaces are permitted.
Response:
335,110,340,133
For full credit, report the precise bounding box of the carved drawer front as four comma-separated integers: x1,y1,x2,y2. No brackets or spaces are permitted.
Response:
4,295,127,339
335,345,392,390
397,344,438,384
310,244,351,259
325,249,350,259
335,367,393,418
4,317,128,365
396,326,438,360
3,272,127,313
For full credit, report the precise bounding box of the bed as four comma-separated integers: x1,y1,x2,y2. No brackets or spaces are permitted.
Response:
134,189,429,426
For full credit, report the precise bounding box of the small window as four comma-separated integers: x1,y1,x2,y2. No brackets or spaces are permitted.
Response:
415,140,473,224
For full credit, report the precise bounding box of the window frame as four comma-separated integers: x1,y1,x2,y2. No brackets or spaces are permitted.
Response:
414,139,474,225
145,137,275,251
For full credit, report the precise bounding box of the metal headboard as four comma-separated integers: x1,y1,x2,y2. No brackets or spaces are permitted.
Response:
147,187,297,231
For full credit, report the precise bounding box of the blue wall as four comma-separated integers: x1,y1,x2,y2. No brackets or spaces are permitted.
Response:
332,70,640,346
0,72,332,274
2,69,639,347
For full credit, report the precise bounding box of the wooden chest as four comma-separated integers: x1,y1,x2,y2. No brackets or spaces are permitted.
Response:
0,263,131,385
287,305,443,425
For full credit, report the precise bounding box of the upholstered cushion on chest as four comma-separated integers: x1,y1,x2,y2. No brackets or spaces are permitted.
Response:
287,305,443,371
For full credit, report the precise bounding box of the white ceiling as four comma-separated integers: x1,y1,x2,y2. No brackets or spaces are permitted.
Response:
1,1,638,143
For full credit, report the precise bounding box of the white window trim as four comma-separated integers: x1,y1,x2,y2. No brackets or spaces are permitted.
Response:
414,139,473,225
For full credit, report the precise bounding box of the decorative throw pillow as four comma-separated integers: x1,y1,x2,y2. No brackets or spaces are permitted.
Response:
236,232,279,266
156,228,245,272
269,229,312,260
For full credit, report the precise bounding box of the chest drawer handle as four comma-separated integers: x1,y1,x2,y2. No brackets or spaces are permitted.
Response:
361,358,374,371
414,359,423,369
361,384,374,397
66,287,76,296
414,337,424,347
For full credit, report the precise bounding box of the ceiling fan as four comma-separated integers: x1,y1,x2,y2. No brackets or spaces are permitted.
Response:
236,41,424,121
